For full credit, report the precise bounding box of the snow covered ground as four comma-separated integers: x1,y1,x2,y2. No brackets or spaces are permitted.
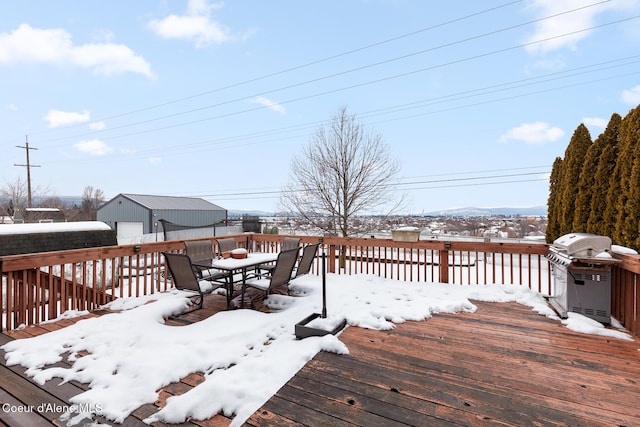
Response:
2,272,634,426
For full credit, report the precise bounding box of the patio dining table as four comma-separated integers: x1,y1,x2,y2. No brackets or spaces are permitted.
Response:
195,252,278,309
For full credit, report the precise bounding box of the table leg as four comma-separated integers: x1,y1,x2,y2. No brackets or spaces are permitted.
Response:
240,267,247,309
225,274,234,309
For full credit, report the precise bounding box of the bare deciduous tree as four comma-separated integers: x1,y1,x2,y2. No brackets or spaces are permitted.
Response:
281,106,403,237
1,176,30,209
1,176,52,215
80,186,105,220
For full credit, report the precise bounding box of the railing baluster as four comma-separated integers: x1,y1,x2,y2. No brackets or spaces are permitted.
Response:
7,272,14,330
2,233,638,336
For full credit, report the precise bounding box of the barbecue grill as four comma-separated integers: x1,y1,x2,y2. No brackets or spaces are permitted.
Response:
546,233,619,324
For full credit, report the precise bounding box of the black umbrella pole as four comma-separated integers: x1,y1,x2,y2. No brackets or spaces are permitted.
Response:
321,245,327,318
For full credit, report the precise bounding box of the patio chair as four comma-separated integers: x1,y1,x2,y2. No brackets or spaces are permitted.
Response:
216,237,238,257
184,240,229,283
293,243,319,278
282,237,302,251
162,252,225,314
236,248,299,309
257,237,301,276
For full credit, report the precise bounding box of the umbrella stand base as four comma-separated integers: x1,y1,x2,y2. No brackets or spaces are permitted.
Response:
295,313,347,339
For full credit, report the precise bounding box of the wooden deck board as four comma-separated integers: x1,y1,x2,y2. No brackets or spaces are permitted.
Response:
246,301,640,427
323,326,633,425
2,296,639,426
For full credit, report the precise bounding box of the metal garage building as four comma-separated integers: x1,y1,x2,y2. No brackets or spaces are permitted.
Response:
97,193,227,241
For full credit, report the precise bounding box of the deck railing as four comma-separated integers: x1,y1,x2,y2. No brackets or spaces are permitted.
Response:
1,234,639,336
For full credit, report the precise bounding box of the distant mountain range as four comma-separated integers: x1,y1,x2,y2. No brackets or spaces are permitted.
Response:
423,206,547,217
229,206,548,218
229,210,277,218
3,196,545,218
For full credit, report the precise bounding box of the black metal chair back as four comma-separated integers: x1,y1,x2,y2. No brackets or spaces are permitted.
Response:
216,238,237,256
162,252,204,312
295,243,319,277
268,248,300,292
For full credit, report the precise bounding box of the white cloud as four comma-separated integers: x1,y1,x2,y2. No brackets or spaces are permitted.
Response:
252,96,286,115
91,29,116,43
582,117,607,129
522,0,626,55
70,43,153,77
88,121,106,130
148,157,162,164
499,121,564,144
621,85,640,105
6,103,18,111
583,117,608,137
74,139,113,156
44,109,91,128
0,24,153,78
147,0,231,47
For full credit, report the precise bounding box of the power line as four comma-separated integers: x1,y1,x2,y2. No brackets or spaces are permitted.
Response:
41,23,639,151
400,165,550,179
30,1,623,147
173,165,553,201
192,169,550,201
44,57,638,166
363,70,639,129
396,171,549,187
359,55,640,120
198,177,551,202
21,0,524,141
202,178,550,203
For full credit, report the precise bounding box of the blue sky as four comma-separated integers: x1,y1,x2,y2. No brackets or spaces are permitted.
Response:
1,0,639,214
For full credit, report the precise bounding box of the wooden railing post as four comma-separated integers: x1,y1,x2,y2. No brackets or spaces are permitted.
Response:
439,247,450,283
328,244,336,273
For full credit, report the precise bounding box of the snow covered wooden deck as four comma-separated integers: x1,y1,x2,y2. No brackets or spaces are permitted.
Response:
248,301,640,426
2,294,639,426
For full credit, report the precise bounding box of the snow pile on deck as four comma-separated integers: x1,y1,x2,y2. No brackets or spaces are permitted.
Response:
2,274,633,426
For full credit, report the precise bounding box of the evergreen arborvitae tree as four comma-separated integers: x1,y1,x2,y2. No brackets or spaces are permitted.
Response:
546,157,563,243
604,133,628,244
616,105,640,248
558,124,592,236
573,125,607,232
587,113,621,236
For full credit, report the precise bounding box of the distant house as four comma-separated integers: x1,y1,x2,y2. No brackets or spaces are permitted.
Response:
97,193,227,240
13,207,66,223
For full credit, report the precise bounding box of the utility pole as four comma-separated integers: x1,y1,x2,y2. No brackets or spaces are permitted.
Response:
15,135,41,207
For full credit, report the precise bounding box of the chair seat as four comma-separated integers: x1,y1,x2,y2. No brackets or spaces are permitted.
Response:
162,251,227,315
198,267,229,281
255,261,276,277
244,277,270,291
237,248,299,309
